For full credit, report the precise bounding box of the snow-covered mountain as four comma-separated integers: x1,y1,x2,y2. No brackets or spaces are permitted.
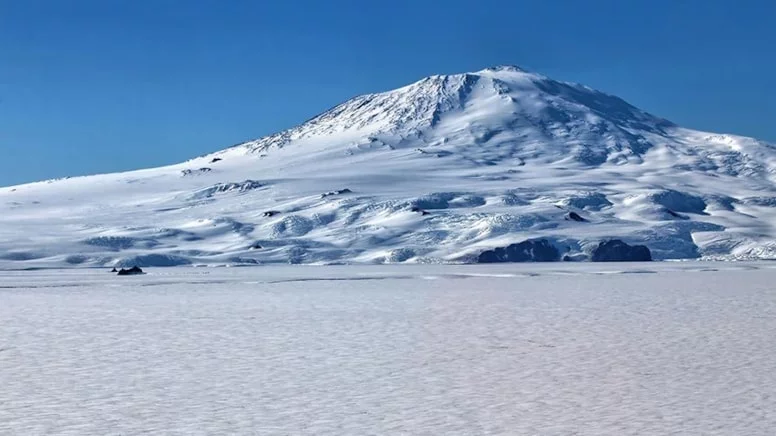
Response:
2,66,776,267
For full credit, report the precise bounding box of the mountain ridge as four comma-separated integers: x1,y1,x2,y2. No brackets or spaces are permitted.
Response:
1,66,775,267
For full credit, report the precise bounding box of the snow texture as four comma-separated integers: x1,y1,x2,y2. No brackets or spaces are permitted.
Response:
2,66,776,266
1,263,776,435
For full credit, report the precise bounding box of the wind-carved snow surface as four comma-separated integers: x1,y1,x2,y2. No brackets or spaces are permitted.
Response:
2,264,776,435
2,66,776,267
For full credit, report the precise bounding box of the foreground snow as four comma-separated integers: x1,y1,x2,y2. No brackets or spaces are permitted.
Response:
2,263,776,435
1,66,775,267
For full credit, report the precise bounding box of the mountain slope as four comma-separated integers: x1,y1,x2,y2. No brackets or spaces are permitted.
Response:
2,66,776,267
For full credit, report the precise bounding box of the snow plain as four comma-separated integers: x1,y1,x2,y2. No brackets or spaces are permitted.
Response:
2,262,776,435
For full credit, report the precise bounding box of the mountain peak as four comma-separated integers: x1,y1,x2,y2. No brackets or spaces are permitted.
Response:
478,65,529,74
235,65,669,164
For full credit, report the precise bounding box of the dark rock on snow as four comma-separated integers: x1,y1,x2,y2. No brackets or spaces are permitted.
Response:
210,157,222,163
663,208,689,220
111,267,118,272
263,210,281,217
181,167,212,176
117,266,144,276
565,211,587,222
591,239,652,262
478,239,560,263
410,206,430,216
321,189,352,198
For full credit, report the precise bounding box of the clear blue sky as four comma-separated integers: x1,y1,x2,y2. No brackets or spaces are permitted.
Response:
1,0,774,186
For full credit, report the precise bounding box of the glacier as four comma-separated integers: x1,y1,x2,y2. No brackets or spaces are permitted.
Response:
2,65,775,267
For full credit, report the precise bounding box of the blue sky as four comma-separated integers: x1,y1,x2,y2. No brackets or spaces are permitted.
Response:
1,0,774,186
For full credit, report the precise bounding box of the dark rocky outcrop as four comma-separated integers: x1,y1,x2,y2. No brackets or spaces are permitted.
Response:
210,157,223,163
111,267,118,273
663,208,689,220
263,210,281,217
188,180,263,200
181,167,212,176
321,188,353,198
478,239,560,263
117,266,144,276
591,239,652,262
410,207,430,216
416,148,452,158
565,211,587,222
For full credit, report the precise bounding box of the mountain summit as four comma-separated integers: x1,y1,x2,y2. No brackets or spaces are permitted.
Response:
228,66,770,177
236,66,673,166
2,67,776,267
